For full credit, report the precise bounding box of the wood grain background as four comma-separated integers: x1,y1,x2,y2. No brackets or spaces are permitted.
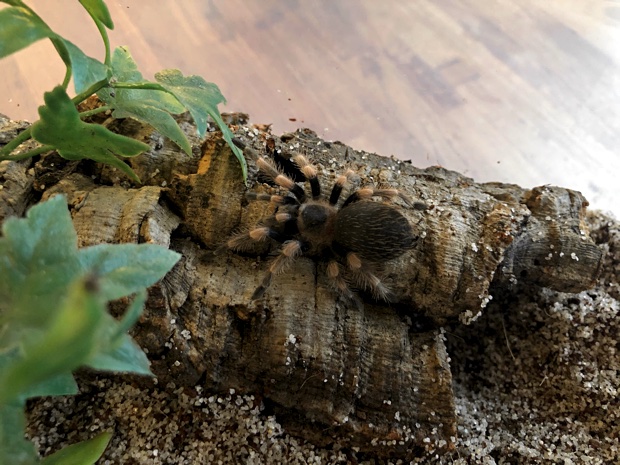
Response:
1,0,619,216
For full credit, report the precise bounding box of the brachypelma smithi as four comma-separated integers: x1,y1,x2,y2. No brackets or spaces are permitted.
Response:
228,152,423,303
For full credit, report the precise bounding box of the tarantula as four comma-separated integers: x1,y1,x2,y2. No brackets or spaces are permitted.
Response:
228,152,420,302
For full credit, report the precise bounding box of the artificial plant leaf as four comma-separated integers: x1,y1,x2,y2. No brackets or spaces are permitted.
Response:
154,69,225,136
154,69,247,180
19,372,78,399
0,347,78,399
30,86,149,182
0,194,77,274
40,431,112,465
85,291,152,374
77,243,180,301
0,194,81,334
113,288,147,339
0,0,27,6
0,6,54,58
0,401,38,465
63,39,109,94
0,276,105,405
98,47,190,154
101,47,185,113
115,101,192,154
88,332,152,375
78,0,114,29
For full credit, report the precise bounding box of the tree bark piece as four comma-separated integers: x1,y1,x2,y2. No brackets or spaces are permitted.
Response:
0,115,602,459
0,116,36,221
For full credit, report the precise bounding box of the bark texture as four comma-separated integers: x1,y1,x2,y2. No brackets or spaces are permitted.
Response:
0,113,602,459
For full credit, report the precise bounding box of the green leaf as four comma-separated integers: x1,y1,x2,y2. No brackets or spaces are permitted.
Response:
85,290,152,374
154,69,225,136
101,48,185,113
88,333,152,375
78,0,114,29
40,431,112,465
63,39,109,94
98,47,190,154
0,276,105,404
0,195,179,404
0,349,76,400
0,6,54,58
30,86,150,182
1,1,28,7
0,194,77,271
154,69,247,180
19,372,78,399
113,288,147,338
0,195,80,335
77,243,180,301
0,402,38,465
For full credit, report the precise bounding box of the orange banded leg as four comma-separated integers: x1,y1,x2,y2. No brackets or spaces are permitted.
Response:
252,240,304,299
292,154,321,199
227,225,286,252
329,163,359,205
350,265,392,302
257,157,306,202
326,259,354,300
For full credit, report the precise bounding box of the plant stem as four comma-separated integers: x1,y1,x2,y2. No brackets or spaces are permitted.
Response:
78,106,112,119
72,78,110,105
0,127,32,157
96,21,111,65
112,82,167,91
0,144,54,161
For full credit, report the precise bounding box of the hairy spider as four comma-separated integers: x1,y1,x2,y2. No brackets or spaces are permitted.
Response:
228,152,419,302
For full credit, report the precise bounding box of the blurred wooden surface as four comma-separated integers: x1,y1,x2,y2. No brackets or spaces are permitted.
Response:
1,0,619,216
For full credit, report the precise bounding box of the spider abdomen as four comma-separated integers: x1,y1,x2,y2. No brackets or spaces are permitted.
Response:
334,201,415,262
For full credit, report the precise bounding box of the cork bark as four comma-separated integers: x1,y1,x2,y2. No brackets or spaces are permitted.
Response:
0,112,601,459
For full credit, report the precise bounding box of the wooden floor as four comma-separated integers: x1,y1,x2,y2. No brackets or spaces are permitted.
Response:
2,0,620,216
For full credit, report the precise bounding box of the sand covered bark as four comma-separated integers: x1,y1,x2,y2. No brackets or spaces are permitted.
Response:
1,113,612,461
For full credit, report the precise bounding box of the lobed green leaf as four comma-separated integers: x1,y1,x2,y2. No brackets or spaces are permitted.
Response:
154,69,225,136
77,243,181,301
154,69,247,180
98,47,190,154
30,86,149,182
0,196,179,405
63,39,109,94
0,195,80,336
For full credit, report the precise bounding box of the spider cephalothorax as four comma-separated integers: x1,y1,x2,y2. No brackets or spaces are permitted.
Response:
228,153,420,302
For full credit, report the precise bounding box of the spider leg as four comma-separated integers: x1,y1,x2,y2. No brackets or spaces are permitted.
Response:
227,225,287,252
246,192,300,206
329,163,360,205
345,251,393,301
352,266,393,302
246,192,284,203
326,259,355,300
341,187,413,208
252,240,304,300
292,154,321,199
257,157,306,202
